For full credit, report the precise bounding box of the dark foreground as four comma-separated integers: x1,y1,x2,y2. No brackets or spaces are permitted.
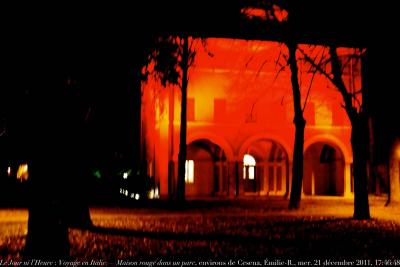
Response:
1,197,400,264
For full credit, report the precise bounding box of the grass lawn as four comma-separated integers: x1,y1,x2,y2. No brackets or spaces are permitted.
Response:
2,196,400,263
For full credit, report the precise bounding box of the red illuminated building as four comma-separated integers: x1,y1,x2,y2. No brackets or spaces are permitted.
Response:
142,38,361,199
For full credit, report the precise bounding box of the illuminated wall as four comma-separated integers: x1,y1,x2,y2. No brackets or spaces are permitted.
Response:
142,38,359,199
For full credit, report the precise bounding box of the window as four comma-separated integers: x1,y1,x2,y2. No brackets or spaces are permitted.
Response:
187,98,195,121
315,104,332,126
185,160,194,183
243,154,256,180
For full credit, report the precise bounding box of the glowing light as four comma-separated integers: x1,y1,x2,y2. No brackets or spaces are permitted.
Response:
243,154,256,180
135,194,140,200
148,187,160,199
16,164,28,181
93,170,101,179
7,166,11,176
185,160,194,183
123,172,129,179
243,154,256,165
154,187,159,198
125,190,128,196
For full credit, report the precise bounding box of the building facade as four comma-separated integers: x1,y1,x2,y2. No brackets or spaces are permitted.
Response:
142,38,361,199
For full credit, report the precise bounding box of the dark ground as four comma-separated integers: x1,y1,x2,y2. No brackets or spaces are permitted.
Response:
1,197,400,264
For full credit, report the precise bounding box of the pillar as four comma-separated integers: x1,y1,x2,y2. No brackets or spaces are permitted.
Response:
311,172,315,196
286,161,292,199
344,162,353,198
263,162,269,195
227,161,237,198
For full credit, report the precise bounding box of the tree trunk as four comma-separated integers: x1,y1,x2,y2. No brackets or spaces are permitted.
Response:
24,60,95,258
287,41,306,209
327,46,371,218
351,115,371,219
24,163,70,259
176,37,189,201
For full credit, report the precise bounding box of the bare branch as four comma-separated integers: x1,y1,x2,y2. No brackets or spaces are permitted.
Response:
298,47,335,84
299,46,357,120
272,63,288,84
255,59,269,78
245,55,255,68
302,69,317,112
351,91,362,109
329,46,355,116
275,48,283,67
302,47,325,111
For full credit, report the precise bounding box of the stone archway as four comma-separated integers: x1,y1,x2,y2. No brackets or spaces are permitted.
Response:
304,142,345,196
185,139,228,197
239,139,289,196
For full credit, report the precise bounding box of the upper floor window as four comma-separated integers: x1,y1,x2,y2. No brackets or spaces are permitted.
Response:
315,104,332,126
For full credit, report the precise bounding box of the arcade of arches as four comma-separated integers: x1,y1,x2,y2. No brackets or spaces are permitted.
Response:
180,138,353,198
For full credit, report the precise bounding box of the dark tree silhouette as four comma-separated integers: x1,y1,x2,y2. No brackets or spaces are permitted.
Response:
301,47,370,219
287,41,306,209
22,54,95,258
147,36,197,201
250,1,306,209
176,37,190,201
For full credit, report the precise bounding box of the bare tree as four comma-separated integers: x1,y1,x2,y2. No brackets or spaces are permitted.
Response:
286,41,306,209
148,36,197,201
300,46,370,219
242,1,306,208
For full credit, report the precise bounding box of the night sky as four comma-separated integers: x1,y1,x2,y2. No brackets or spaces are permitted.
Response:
0,1,396,165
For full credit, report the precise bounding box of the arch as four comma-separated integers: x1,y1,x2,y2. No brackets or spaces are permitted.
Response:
186,131,235,161
185,138,230,197
304,134,352,163
303,141,345,196
238,133,292,161
238,134,290,196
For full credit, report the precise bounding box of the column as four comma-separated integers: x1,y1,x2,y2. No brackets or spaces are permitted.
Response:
344,162,353,198
286,161,292,199
227,161,237,198
311,172,315,196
